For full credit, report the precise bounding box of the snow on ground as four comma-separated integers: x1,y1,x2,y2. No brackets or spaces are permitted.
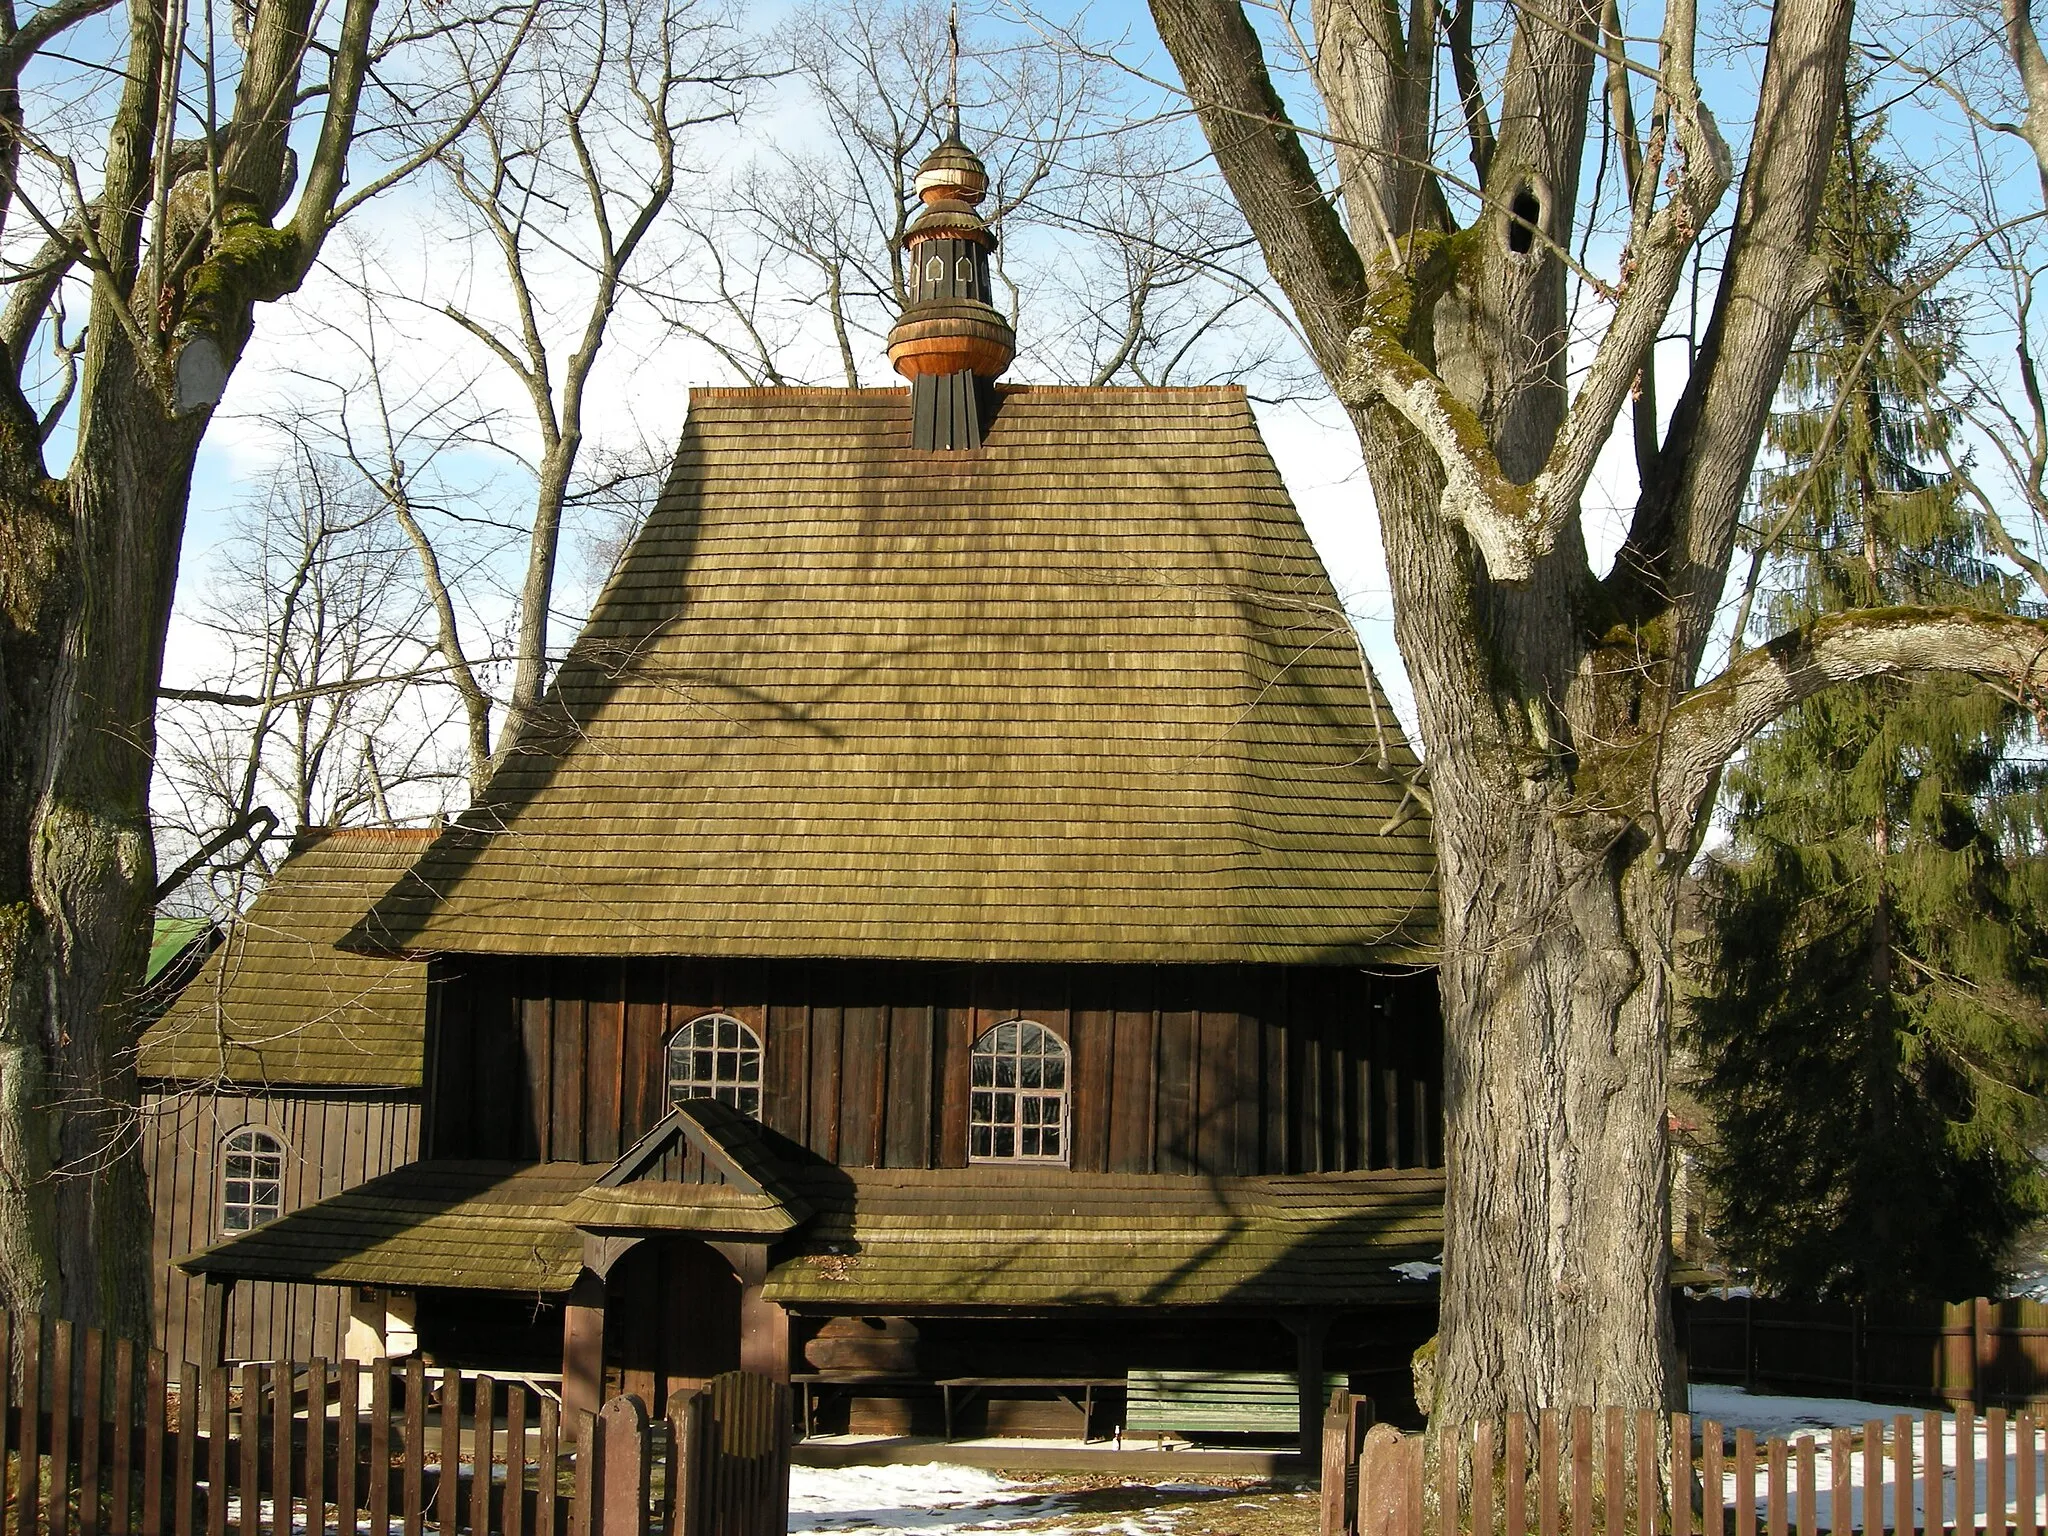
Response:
786,1463,1243,1534
1690,1384,1923,1438
788,1388,2047,1533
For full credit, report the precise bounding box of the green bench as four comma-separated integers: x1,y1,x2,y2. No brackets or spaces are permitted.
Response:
1123,1369,1332,1441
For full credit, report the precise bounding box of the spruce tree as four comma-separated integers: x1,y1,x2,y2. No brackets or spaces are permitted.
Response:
1689,92,2048,1305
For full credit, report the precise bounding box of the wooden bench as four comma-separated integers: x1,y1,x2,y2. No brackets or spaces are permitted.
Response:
936,1377,1121,1441
790,1371,923,1440
1123,1369,1326,1441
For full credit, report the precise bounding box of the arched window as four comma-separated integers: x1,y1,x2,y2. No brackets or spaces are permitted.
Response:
924,254,945,286
220,1128,285,1233
954,255,974,289
667,1013,763,1117
970,1020,1068,1162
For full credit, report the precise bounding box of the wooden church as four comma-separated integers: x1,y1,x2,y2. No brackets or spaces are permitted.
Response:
168,131,1448,1445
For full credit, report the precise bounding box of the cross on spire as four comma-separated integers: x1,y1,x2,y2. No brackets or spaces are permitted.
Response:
947,3,961,139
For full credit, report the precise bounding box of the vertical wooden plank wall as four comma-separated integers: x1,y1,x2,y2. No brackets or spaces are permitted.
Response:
140,1090,421,1368
426,957,1444,1176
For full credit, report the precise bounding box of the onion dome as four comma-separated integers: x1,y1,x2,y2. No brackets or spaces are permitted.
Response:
888,134,1015,449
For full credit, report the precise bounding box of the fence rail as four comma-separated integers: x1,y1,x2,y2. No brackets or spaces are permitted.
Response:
1326,1393,2048,1536
0,1311,788,1536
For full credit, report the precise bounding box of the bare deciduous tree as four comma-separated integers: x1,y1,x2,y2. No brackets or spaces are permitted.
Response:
0,0,533,1332
155,447,463,915
659,0,1296,391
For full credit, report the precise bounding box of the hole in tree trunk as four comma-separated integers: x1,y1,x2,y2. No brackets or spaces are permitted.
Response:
1506,185,1542,255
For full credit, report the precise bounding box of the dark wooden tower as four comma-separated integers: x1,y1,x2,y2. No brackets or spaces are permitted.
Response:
886,135,1013,450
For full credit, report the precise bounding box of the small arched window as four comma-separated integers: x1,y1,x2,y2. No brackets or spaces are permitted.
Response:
667,1013,763,1117
970,1020,1068,1163
924,254,945,286
954,255,975,289
220,1128,285,1233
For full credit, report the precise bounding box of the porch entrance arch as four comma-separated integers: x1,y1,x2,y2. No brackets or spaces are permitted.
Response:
605,1236,742,1414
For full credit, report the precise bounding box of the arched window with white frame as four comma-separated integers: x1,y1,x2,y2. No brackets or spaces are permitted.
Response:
969,1020,1069,1163
220,1127,285,1233
666,1013,764,1117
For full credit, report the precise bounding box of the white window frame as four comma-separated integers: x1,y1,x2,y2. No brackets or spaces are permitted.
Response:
666,1013,764,1117
969,1019,1070,1164
220,1127,286,1234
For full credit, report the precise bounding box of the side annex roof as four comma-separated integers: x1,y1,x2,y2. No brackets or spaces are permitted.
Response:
141,827,436,1088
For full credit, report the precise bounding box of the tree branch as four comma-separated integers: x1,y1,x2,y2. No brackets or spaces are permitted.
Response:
153,805,278,901
1653,608,2048,841
1334,0,1727,583
0,0,122,77
1605,0,1853,666
1145,0,1367,380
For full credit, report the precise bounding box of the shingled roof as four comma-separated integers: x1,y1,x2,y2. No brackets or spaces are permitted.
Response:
179,1161,595,1293
352,386,1435,966
764,1165,1447,1311
141,827,436,1088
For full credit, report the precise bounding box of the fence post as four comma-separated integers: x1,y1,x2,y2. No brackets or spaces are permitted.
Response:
1358,1423,1419,1536
1850,1304,1863,1402
665,1392,707,1536
1977,1297,1996,1409
570,1412,599,1536
1320,1388,1354,1536
596,1398,648,1536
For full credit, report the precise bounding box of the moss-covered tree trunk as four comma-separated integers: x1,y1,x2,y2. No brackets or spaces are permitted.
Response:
0,0,392,1335
0,328,202,1336
1127,0,2048,1424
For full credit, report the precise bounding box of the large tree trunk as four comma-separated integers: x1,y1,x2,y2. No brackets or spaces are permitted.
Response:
1146,0,1862,1419
0,0,445,1334
0,318,193,1335
1431,788,1679,1410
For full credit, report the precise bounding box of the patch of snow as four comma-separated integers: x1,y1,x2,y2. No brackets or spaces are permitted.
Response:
1392,1261,1441,1282
1690,1384,1918,1436
788,1463,1074,1533
785,1463,1239,1535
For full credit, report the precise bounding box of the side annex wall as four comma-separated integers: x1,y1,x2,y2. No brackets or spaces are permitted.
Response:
143,1087,420,1365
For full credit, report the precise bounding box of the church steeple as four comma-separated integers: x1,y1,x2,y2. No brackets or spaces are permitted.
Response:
886,123,1015,450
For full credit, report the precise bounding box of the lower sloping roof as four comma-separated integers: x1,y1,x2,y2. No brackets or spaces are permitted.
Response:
179,1157,1446,1311
180,1161,596,1293
762,1166,1446,1311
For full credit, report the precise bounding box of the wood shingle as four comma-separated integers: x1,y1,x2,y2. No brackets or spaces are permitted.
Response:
353,386,1436,965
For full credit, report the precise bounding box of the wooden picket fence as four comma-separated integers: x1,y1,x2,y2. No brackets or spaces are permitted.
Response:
0,1311,789,1536
1323,1389,2048,1536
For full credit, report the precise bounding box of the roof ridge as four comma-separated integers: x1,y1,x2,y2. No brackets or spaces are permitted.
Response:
293,825,440,850
687,384,1248,403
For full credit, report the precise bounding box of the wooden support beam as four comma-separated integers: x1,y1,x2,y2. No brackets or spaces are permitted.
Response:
713,1242,791,1382
563,1271,607,1442
1288,1313,1333,1461
198,1279,234,1371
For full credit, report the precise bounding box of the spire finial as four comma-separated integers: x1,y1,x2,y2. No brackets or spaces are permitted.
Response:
947,3,961,140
